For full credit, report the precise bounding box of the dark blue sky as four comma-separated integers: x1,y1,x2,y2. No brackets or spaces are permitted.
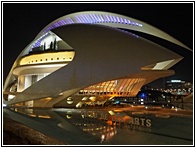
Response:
2,2,194,87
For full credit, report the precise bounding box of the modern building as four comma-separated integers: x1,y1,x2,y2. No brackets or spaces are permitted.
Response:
165,80,193,95
3,11,191,108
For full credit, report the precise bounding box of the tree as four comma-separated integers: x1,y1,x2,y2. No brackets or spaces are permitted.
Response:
53,38,57,50
50,41,53,50
43,42,46,50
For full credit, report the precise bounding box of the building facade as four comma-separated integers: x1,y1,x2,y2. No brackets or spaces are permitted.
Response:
3,11,190,108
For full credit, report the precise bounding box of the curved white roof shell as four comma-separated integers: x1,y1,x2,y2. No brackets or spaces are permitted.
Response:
37,11,191,50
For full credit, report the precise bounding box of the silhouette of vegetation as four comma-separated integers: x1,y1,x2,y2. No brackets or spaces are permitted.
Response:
43,42,46,51
49,41,53,50
30,39,59,54
53,38,56,50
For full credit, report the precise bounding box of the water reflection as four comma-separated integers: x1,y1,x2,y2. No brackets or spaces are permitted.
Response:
4,107,193,145
56,109,118,143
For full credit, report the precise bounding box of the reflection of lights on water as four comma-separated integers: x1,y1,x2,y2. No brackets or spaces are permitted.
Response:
96,128,100,130
155,114,170,118
66,111,72,119
59,92,63,96
101,134,105,140
38,115,51,119
110,131,114,136
81,114,85,118
66,115,72,119
81,125,118,143
145,106,148,109
101,130,117,143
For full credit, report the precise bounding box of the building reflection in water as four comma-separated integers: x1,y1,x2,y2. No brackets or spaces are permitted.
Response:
9,108,152,143
5,107,193,145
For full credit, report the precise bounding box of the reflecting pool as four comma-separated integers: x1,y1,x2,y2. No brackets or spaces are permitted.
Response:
3,107,193,145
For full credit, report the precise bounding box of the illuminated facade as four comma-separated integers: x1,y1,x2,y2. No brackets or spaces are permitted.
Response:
3,11,190,108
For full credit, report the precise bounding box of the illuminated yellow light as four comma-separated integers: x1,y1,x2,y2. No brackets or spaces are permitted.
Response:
14,103,23,106
108,110,115,115
113,110,122,112
106,120,113,126
89,96,96,101
19,51,75,65
38,115,51,119
28,114,36,117
109,96,115,100
67,97,73,104
76,102,83,108
81,78,145,97
45,97,52,101
82,97,88,100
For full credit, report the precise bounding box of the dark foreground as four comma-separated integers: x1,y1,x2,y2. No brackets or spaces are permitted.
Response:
3,117,65,145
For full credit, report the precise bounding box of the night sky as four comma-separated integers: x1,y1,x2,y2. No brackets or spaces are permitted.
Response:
2,2,194,88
